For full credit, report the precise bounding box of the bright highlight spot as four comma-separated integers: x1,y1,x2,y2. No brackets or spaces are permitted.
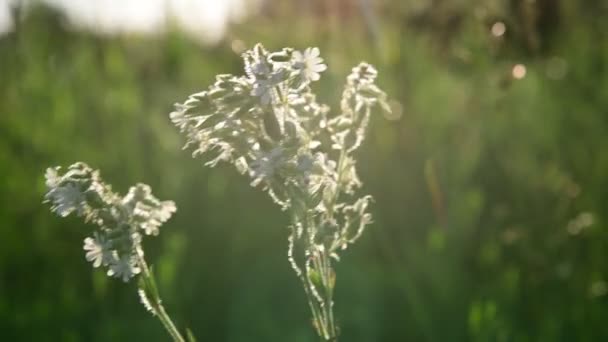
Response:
491,21,506,37
231,39,246,54
0,0,14,35
384,100,403,121
0,0,251,44
512,64,526,79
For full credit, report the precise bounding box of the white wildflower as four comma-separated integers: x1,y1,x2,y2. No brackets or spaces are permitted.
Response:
249,59,271,77
83,232,112,268
249,146,285,186
251,72,283,105
135,201,177,236
45,167,61,188
122,183,152,207
44,162,176,282
107,254,141,282
293,47,327,82
347,62,377,85
170,44,390,340
46,182,84,217
124,184,177,236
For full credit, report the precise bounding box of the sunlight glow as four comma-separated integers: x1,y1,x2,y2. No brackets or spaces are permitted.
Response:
1,0,252,44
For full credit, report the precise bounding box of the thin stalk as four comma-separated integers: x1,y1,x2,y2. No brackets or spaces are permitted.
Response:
290,214,328,339
326,148,347,220
301,271,328,338
135,247,186,342
277,82,340,341
321,252,336,338
306,212,331,340
312,250,337,341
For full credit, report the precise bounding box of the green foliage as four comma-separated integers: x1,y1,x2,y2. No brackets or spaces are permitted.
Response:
1,2,608,341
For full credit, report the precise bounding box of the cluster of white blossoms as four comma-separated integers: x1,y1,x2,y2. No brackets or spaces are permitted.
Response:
171,44,390,340
44,163,176,282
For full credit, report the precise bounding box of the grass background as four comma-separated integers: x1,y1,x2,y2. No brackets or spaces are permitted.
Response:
1,1,608,340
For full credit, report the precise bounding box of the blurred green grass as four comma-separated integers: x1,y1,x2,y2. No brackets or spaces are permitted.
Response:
1,1,608,341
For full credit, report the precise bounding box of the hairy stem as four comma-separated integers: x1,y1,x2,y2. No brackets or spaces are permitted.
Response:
135,247,186,342
326,148,347,221
322,252,336,338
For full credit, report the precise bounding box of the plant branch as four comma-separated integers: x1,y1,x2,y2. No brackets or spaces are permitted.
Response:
135,246,186,342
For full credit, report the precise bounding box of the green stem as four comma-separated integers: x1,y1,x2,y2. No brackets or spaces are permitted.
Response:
322,252,336,339
301,271,328,338
326,148,347,220
289,215,328,339
278,83,340,341
313,250,337,341
136,247,186,342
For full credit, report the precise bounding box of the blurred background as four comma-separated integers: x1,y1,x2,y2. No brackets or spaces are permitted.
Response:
1,0,608,341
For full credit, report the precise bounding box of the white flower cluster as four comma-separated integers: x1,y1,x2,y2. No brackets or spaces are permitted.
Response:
171,44,390,339
44,163,176,282
171,44,388,249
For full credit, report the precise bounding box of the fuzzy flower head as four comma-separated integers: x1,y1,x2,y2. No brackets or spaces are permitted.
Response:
123,183,177,236
83,232,113,268
249,146,286,187
170,42,389,243
170,43,391,340
43,163,177,283
107,254,141,282
44,165,92,217
46,182,85,217
244,43,287,105
347,62,377,86
292,47,327,82
251,73,283,105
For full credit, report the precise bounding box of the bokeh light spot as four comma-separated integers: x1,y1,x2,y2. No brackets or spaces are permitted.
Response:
512,64,526,79
231,39,246,54
491,22,506,37
384,100,403,121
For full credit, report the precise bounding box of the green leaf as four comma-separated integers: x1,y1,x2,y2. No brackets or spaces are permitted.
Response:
308,268,323,290
186,328,197,342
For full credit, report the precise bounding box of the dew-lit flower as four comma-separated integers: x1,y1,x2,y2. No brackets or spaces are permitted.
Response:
123,184,177,236
134,201,177,236
45,182,84,217
44,163,177,283
249,59,271,77
45,167,61,188
107,254,141,282
251,79,276,105
251,72,283,105
293,47,327,82
250,146,285,186
347,62,377,86
83,232,112,268
170,44,390,340
43,162,182,337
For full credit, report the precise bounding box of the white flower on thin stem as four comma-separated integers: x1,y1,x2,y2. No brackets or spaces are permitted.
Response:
45,167,61,188
293,47,327,82
83,232,112,268
46,183,84,217
250,146,285,186
107,254,141,282
251,72,283,105
249,59,271,77
134,201,177,236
